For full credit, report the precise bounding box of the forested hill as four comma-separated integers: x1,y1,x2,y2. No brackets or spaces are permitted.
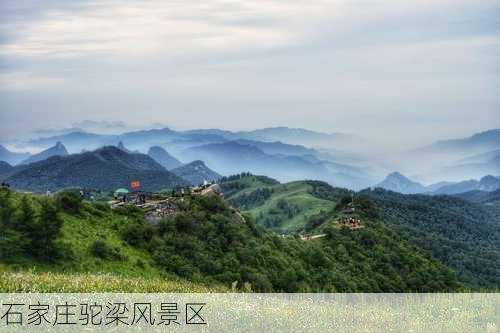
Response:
362,188,500,288
3,146,188,192
221,173,500,289
219,173,350,232
0,188,461,292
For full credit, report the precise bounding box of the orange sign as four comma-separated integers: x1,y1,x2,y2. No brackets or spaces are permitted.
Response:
130,180,141,189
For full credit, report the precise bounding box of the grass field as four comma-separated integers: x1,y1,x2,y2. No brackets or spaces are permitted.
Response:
0,271,224,292
248,182,334,231
223,178,336,232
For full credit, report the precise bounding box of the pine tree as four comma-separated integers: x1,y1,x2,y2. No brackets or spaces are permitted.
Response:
15,195,36,235
0,189,24,259
0,189,15,226
32,198,62,260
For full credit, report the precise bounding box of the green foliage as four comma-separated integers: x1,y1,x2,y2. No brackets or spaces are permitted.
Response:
0,188,15,225
90,240,126,261
304,209,332,232
335,194,379,219
364,188,500,288
122,222,154,249
260,199,302,228
55,190,83,215
220,175,334,232
114,204,144,218
228,188,273,209
305,181,351,201
220,173,280,198
0,189,22,259
31,198,63,261
321,221,460,292
0,189,63,262
0,187,477,292
147,195,461,292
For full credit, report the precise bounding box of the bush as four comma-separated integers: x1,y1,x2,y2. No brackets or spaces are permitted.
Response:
196,195,227,213
114,205,144,218
122,222,154,248
93,202,111,213
55,191,83,215
90,240,125,261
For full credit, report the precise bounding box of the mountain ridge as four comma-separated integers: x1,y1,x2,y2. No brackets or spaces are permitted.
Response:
21,142,69,165
0,145,31,165
375,172,427,194
5,146,187,192
147,146,182,170
171,160,221,185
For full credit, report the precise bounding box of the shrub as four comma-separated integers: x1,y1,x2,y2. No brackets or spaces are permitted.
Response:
55,191,83,215
122,222,154,248
90,240,125,261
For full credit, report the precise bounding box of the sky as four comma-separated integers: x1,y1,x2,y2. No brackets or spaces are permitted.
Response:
1,0,499,147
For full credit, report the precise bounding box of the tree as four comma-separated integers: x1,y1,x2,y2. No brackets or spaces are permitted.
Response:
31,198,63,260
0,189,15,226
15,196,36,236
0,189,24,260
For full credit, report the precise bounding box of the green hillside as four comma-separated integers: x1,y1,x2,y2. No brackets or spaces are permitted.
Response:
363,188,500,288
0,188,220,292
220,173,349,232
0,187,461,292
221,174,500,290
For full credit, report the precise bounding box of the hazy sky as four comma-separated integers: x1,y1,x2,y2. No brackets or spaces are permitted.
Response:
1,0,499,146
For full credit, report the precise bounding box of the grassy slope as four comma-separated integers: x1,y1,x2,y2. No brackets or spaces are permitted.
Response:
58,210,158,276
1,194,223,292
223,176,335,232
250,182,334,231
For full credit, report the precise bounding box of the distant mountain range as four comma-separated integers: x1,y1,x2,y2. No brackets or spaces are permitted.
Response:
453,188,500,205
232,139,316,156
443,149,500,179
1,145,225,192
0,161,13,179
147,146,182,170
375,172,500,195
171,160,221,186
3,146,188,192
181,141,370,189
0,145,30,165
434,175,500,195
375,172,427,194
21,142,68,165
15,127,372,189
419,129,500,154
184,127,362,148
24,126,360,154
405,129,500,181
459,149,500,164
3,126,500,191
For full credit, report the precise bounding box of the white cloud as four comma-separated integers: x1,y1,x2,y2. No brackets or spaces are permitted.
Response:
0,0,499,144
0,0,312,58
0,71,65,90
